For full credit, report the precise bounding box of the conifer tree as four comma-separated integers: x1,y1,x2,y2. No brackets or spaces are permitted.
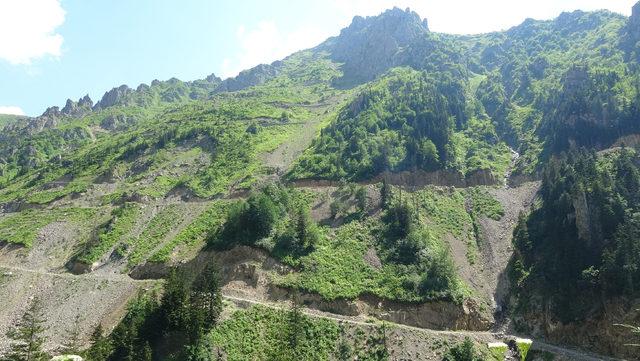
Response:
84,325,112,361
287,301,304,351
3,297,48,361
140,341,153,361
191,262,223,330
380,179,390,209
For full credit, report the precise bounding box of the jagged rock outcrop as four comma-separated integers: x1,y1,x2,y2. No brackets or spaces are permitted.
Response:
61,95,93,117
94,85,134,110
136,83,150,92
100,114,137,131
206,73,221,83
215,63,282,92
321,7,430,85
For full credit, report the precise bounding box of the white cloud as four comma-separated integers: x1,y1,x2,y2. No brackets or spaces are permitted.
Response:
0,0,65,65
0,106,25,116
329,0,637,34
221,20,330,79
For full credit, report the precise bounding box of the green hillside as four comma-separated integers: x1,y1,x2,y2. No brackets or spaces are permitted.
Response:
3,4,640,361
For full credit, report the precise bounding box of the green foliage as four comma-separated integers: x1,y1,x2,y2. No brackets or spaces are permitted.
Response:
77,203,141,264
443,337,483,361
149,201,229,263
290,68,466,181
219,190,283,246
466,187,504,221
276,187,465,303
2,297,49,361
208,305,340,361
126,204,186,266
84,325,112,361
213,183,318,263
0,207,95,247
90,262,223,360
161,264,223,343
108,292,160,361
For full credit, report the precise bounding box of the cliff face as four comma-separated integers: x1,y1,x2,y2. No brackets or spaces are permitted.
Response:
321,7,430,86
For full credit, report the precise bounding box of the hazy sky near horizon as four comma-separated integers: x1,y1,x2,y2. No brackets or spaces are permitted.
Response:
0,0,637,116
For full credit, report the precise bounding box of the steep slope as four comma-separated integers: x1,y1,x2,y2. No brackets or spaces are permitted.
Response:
2,3,640,360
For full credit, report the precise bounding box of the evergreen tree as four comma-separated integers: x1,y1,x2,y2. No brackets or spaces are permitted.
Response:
84,325,112,361
287,301,305,352
355,186,368,213
380,179,390,209
3,297,48,361
161,268,191,331
140,341,153,361
192,263,223,329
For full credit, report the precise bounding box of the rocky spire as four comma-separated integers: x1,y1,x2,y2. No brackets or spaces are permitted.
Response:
78,94,93,108
94,85,133,110
325,7,430,85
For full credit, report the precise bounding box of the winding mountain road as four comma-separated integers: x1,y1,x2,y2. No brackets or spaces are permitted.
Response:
222,294,626,361
0,263,626,361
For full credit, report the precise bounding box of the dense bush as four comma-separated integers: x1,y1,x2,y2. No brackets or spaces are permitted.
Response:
214,183,319,260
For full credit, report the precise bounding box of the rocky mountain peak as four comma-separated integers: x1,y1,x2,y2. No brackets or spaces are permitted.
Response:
78,94,93,108
41,106,61,118
341,7,429,43
62,95,94,117
61,99,77,114
324,7,430,86
94,84,134,110
215,63,282,92
205,73,221,83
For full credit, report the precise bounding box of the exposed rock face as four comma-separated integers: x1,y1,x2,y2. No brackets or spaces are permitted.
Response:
61,95,93,117
206,73,221,83
100,114,136,131
94,85,134,110
4,107,61,136
136,83,150,92
323,7,430,85
41,106,61,120
561,65,589,97
292,169,500,188
216,63,282,92
130,246,492,331
516,297,640,359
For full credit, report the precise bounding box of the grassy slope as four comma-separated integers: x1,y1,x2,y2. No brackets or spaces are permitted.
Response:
271,185,503,303
0,51,351,271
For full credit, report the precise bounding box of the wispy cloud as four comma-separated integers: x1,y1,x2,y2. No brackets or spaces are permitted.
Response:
0,106,26,116
220,20,329,79
0,0,65,65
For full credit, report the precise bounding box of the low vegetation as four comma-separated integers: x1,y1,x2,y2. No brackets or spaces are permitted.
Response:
0,207,95,247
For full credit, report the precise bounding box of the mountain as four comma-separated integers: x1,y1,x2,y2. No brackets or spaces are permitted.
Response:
1,4,640,361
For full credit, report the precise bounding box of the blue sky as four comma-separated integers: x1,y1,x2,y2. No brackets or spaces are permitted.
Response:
0,0,636,116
